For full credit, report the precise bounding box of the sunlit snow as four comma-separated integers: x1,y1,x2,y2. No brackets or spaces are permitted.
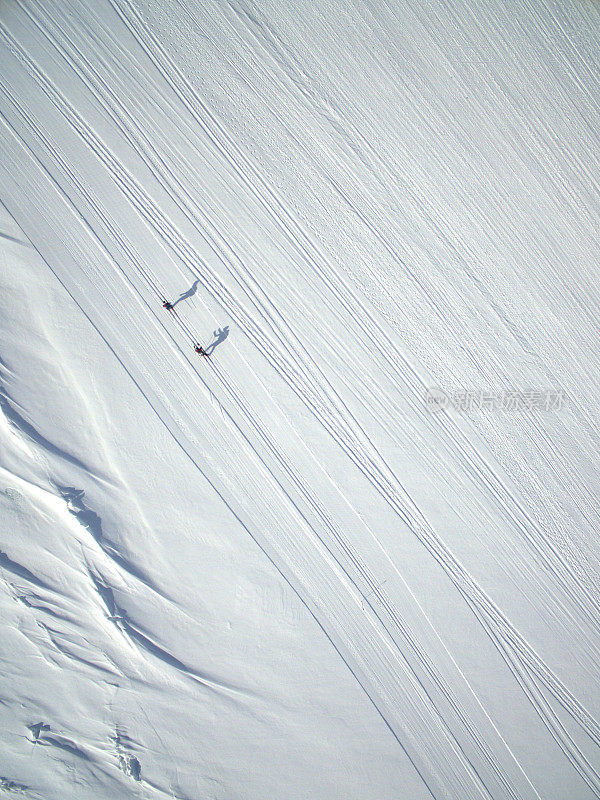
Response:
1,1,600,798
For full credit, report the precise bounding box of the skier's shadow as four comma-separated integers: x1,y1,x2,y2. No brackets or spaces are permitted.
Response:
172,280,199,307
205,326,229,356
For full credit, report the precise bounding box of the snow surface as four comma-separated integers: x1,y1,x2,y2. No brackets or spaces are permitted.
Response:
1,0,600,797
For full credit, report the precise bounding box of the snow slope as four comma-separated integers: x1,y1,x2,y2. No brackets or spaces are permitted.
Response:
1,0,600,797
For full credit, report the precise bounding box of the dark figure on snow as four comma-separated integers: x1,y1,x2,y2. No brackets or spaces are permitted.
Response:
194,344,208,356
163,300,173,310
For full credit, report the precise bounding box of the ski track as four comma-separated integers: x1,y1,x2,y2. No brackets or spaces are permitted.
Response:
14,0,600,640
1,1,600,797
3,6,600,788
104,0,600,618
0,106,528,799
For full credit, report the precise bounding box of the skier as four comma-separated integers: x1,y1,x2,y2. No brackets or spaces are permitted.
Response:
162,300,173,310
194,344,208,357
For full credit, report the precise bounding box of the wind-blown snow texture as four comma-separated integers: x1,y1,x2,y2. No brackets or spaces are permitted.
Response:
1,0,599,798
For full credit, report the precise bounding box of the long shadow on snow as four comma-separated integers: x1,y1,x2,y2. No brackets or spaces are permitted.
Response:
171,279,199,307
122,616,248,699
0,392,90,474
57,486,161,595
0,551,53,592
40,735,90,761
204,325,229,356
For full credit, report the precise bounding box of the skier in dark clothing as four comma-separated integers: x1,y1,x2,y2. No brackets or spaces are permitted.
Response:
194,344,208,356
163,300,173,310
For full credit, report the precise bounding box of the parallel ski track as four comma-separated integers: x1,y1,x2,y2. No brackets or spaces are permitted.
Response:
106,0,600,625
2,4,600,796
217,0,600,553
19,0,600,639
200,0,600,596
222,0,600,386
0,93,533,800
